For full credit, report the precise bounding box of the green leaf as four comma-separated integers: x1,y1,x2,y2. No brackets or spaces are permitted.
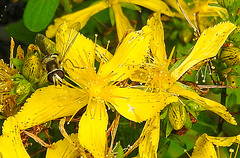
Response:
184,113,192,129
226,92,237,108
5,20,37,44
10,58,24,72
10,73,25,81
9,86,16,95
222,114,240,136
168,134,186,149
192,111,220,135
115,117,144,157
166,119,173,137
109,7,115,26
157,138,171,157
160,106,168,119
169,58,185,73
0,115,6,120
113,141,124,158
120,3,141,12
61,0,72,14
23,0,59,32
16,93,29,105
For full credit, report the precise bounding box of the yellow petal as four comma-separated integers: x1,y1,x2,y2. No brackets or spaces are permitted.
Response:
108,87,174,122
10,37,15,67
112,4,134,40
0,117,30,158
16,45,25,61
119,0,173,16
192,133,217,158
100,25,152,81
46,1,108,38
206,134,239,147
162,0,188,16
201,97,237,125
171,22,236,80
168,83,207,105
139,116,160,158
60,26,111,87
168,83,237,125
46,133,80,158
147,13,167,65
78,101,108,157
14,85,88,130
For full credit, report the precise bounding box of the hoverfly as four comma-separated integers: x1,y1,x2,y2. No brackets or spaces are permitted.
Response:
35,22,81,85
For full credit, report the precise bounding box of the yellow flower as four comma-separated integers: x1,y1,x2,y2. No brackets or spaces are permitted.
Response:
191,133,240,157
46,0,173,40
0,117,30,158
164,0,228,31
130,13,236,157
46,133,80,157
13,22,162,157
0,38,24,116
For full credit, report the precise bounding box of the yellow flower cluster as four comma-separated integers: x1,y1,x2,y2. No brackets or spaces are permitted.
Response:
0,10,238,158
46,0,173,40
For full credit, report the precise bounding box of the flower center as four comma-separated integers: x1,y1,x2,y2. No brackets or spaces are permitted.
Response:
148,67,174,91
87,76,110,102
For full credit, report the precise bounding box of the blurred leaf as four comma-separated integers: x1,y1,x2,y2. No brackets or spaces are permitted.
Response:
113,141,124,158
163,137,186,157
0,115,6,120
226,92,237,108
109,7,115,26
115,117,144,157
185,113,192,129
222,114,240,136
157,138,171,157
61,0,72,14
168,134,186,149
169,58,185,73
232,64,240,74
166,119,173,137
23,0,59,32
160,106,168,119
120,3,141,12
192,111,220,135
6,20,37,44
49,121,63,142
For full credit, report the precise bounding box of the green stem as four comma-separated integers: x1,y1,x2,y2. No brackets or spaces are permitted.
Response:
61,0,72,14
221,88,227,106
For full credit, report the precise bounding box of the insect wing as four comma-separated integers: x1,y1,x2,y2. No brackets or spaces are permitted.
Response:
55,22,81,62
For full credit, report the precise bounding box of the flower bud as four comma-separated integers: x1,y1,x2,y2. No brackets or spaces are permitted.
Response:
179,28,193,44
221,46,240,66
168,102,187,130
22,45,42,82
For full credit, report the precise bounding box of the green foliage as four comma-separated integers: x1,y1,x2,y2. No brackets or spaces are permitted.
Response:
6,20,37,44
113,142,124,158
192,111,220,135
23,0,59,32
